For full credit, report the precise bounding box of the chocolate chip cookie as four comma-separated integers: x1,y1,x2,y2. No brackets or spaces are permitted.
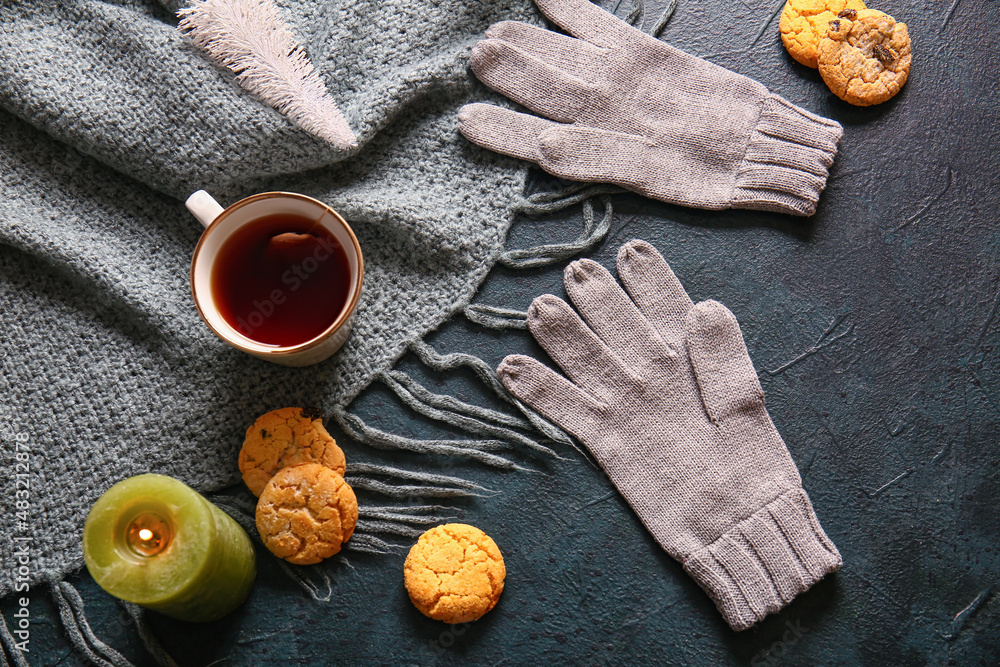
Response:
780,0,868,69
239,407,346,497
818,9,911,106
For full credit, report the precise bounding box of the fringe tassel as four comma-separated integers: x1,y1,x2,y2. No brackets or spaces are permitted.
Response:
214,496,457,592
650,0,678,37
332,406,528,471
408,339,519,399
277,564,334,602
501,195,614,269
378,371,560,459
346,463,494,498
120,602,180,667
624,0,643,26
384,370,532,432
214,499,392,597
353,520,426,538
511,182,622,216
352,505,458,553
354,503,457,540
462,304,529,330
51,581,135,667
344,534,394,555
502,185,618,269
406,341,589,462
406,341,577,451
611,0,675,35
0,610,29,667
215,475,478,593
397,353,592,465
360,504,456,524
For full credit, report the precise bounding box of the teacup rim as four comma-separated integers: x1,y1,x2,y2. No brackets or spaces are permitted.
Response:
189,191,365,357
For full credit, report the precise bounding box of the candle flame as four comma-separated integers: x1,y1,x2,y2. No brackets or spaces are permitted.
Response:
123,513,172,558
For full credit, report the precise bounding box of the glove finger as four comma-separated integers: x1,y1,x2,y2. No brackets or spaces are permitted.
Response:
484,21,606,76
616,240,693,349
527,294,636,402
537,124,731,209
470,38,597,124
461,108,657,194
497,354,604,441
533,0,637,48
458,103,561,163
685,300,768,427
563,258,677,371
535,125,655,193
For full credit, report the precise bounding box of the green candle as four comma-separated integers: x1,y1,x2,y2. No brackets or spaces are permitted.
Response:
83,474,255,622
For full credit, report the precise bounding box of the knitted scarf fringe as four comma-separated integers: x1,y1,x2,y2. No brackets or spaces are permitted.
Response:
0,609,30,667
50,581,133,667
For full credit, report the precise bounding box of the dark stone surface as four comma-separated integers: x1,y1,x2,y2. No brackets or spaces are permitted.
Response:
5,0,999,665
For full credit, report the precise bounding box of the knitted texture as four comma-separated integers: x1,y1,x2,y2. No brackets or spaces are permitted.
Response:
0,0,539,597
497,240,842,630
458,0,843,216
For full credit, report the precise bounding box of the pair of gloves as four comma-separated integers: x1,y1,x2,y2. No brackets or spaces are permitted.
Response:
465,1,842,630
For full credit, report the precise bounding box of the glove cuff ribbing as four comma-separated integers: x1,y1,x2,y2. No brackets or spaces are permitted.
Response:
683,488,842,631
731,95,843,217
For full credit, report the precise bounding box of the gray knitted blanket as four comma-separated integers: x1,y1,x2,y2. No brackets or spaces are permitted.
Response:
0,0,542,598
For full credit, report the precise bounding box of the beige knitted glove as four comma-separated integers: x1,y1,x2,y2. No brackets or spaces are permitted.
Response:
459,0,843,216
497,239,842,630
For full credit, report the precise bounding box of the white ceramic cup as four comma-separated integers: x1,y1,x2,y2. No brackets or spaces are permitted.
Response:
187,190,364,367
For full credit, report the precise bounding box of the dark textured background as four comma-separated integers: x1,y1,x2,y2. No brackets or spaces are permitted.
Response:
5,0,999,664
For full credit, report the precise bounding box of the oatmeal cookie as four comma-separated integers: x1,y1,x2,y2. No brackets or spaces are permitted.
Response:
239,407,346,497
780,0,867,69
256,463,358,565
403,524,506,623
818,9,911,106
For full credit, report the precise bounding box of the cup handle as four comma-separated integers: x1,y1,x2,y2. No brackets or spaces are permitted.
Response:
185,190,225,229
